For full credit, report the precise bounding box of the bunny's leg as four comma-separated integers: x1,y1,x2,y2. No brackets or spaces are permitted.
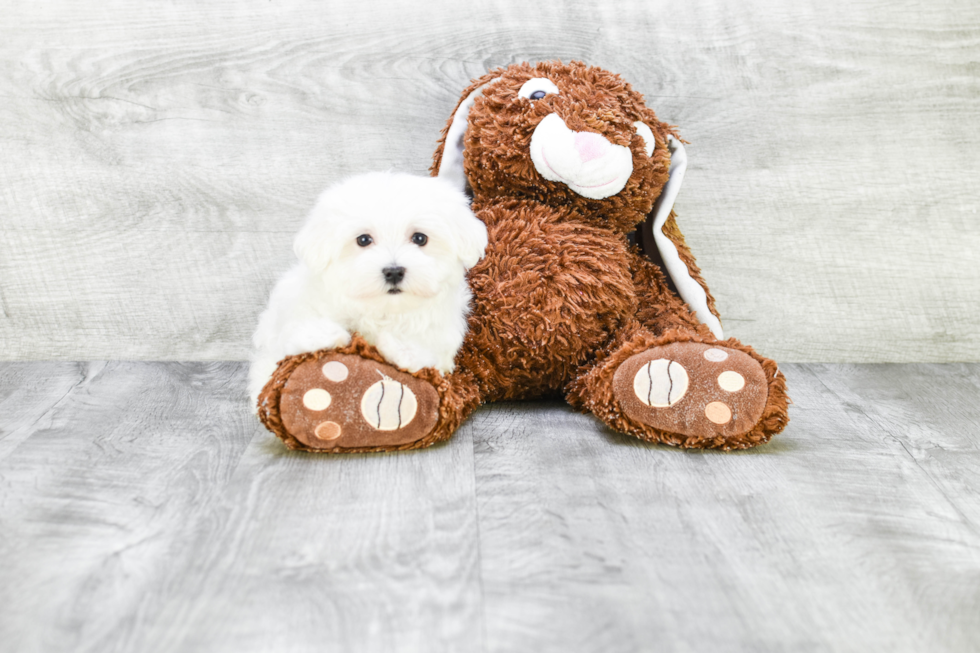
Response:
565,254,789,449
257,335,482,453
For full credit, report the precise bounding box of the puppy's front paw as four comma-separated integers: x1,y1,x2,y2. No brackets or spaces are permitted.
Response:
388,351,438,374
281,321,350,357
379,343,441,374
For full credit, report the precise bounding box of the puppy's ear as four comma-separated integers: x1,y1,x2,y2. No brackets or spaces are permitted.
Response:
293,196,343,272
451,208,489,269
434,182,487,269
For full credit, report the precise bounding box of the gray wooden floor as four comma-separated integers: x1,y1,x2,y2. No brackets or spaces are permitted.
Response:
1,362,978,653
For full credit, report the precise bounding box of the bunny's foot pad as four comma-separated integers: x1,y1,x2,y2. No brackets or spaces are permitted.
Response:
613,342,768,441
259,352,440,452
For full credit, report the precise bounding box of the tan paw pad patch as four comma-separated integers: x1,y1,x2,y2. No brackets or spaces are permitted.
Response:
704,402,732,424
703,348,729,362
360,376,419,431
322,361,349,382
632,359,689,407
302,388,332,411
717,371,745,392
314,421,342,441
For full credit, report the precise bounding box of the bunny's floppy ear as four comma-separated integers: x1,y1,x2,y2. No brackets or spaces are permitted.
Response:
431,72,504,192
640,136,724,339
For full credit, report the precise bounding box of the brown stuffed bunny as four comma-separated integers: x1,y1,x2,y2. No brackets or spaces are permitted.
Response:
258,61,789,452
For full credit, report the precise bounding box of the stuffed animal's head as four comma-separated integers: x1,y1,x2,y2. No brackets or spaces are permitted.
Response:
432,61,679,234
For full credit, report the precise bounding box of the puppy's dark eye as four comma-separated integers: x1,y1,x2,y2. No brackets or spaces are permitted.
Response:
411,232,428,246
529,90,547,100
356,234,373,247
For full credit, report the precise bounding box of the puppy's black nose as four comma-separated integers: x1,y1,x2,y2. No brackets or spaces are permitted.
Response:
383,266,406,285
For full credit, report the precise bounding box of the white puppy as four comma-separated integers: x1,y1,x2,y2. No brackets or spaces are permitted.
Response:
248,171,488,407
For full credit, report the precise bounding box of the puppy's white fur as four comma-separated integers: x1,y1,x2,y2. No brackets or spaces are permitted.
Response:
248,171,487,408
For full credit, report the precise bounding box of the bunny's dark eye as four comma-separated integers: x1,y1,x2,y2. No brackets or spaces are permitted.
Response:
411,232,428,246
356,234,373,247
517,78,560,100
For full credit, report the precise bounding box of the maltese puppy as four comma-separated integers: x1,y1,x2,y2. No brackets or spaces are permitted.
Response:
248,171,488,407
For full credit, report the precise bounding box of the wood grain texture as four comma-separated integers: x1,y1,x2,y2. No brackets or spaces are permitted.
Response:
0,362,484,653
1,0,979,362
0,361,91,460
471,366,980,652
0,362,257,653
2,362,979,651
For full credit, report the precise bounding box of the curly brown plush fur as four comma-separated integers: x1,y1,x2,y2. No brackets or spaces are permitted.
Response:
430,60,789,449
259,60,789,452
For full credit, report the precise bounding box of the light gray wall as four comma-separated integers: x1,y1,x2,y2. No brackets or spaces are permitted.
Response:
2,0,978,362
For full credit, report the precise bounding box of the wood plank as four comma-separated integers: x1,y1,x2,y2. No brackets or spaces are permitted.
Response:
1,0,978,362
2,361,979,650
126,417,484,653
0,362,94,460
807,362,980,550
0,362,256,653
0,362,483,653
0,229,287,360
471,363,980,652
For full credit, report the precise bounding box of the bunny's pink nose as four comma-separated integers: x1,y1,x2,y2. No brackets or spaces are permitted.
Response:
574,131,611,163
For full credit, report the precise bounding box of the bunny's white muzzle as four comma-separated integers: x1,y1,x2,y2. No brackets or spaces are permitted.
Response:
529,113,634,199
